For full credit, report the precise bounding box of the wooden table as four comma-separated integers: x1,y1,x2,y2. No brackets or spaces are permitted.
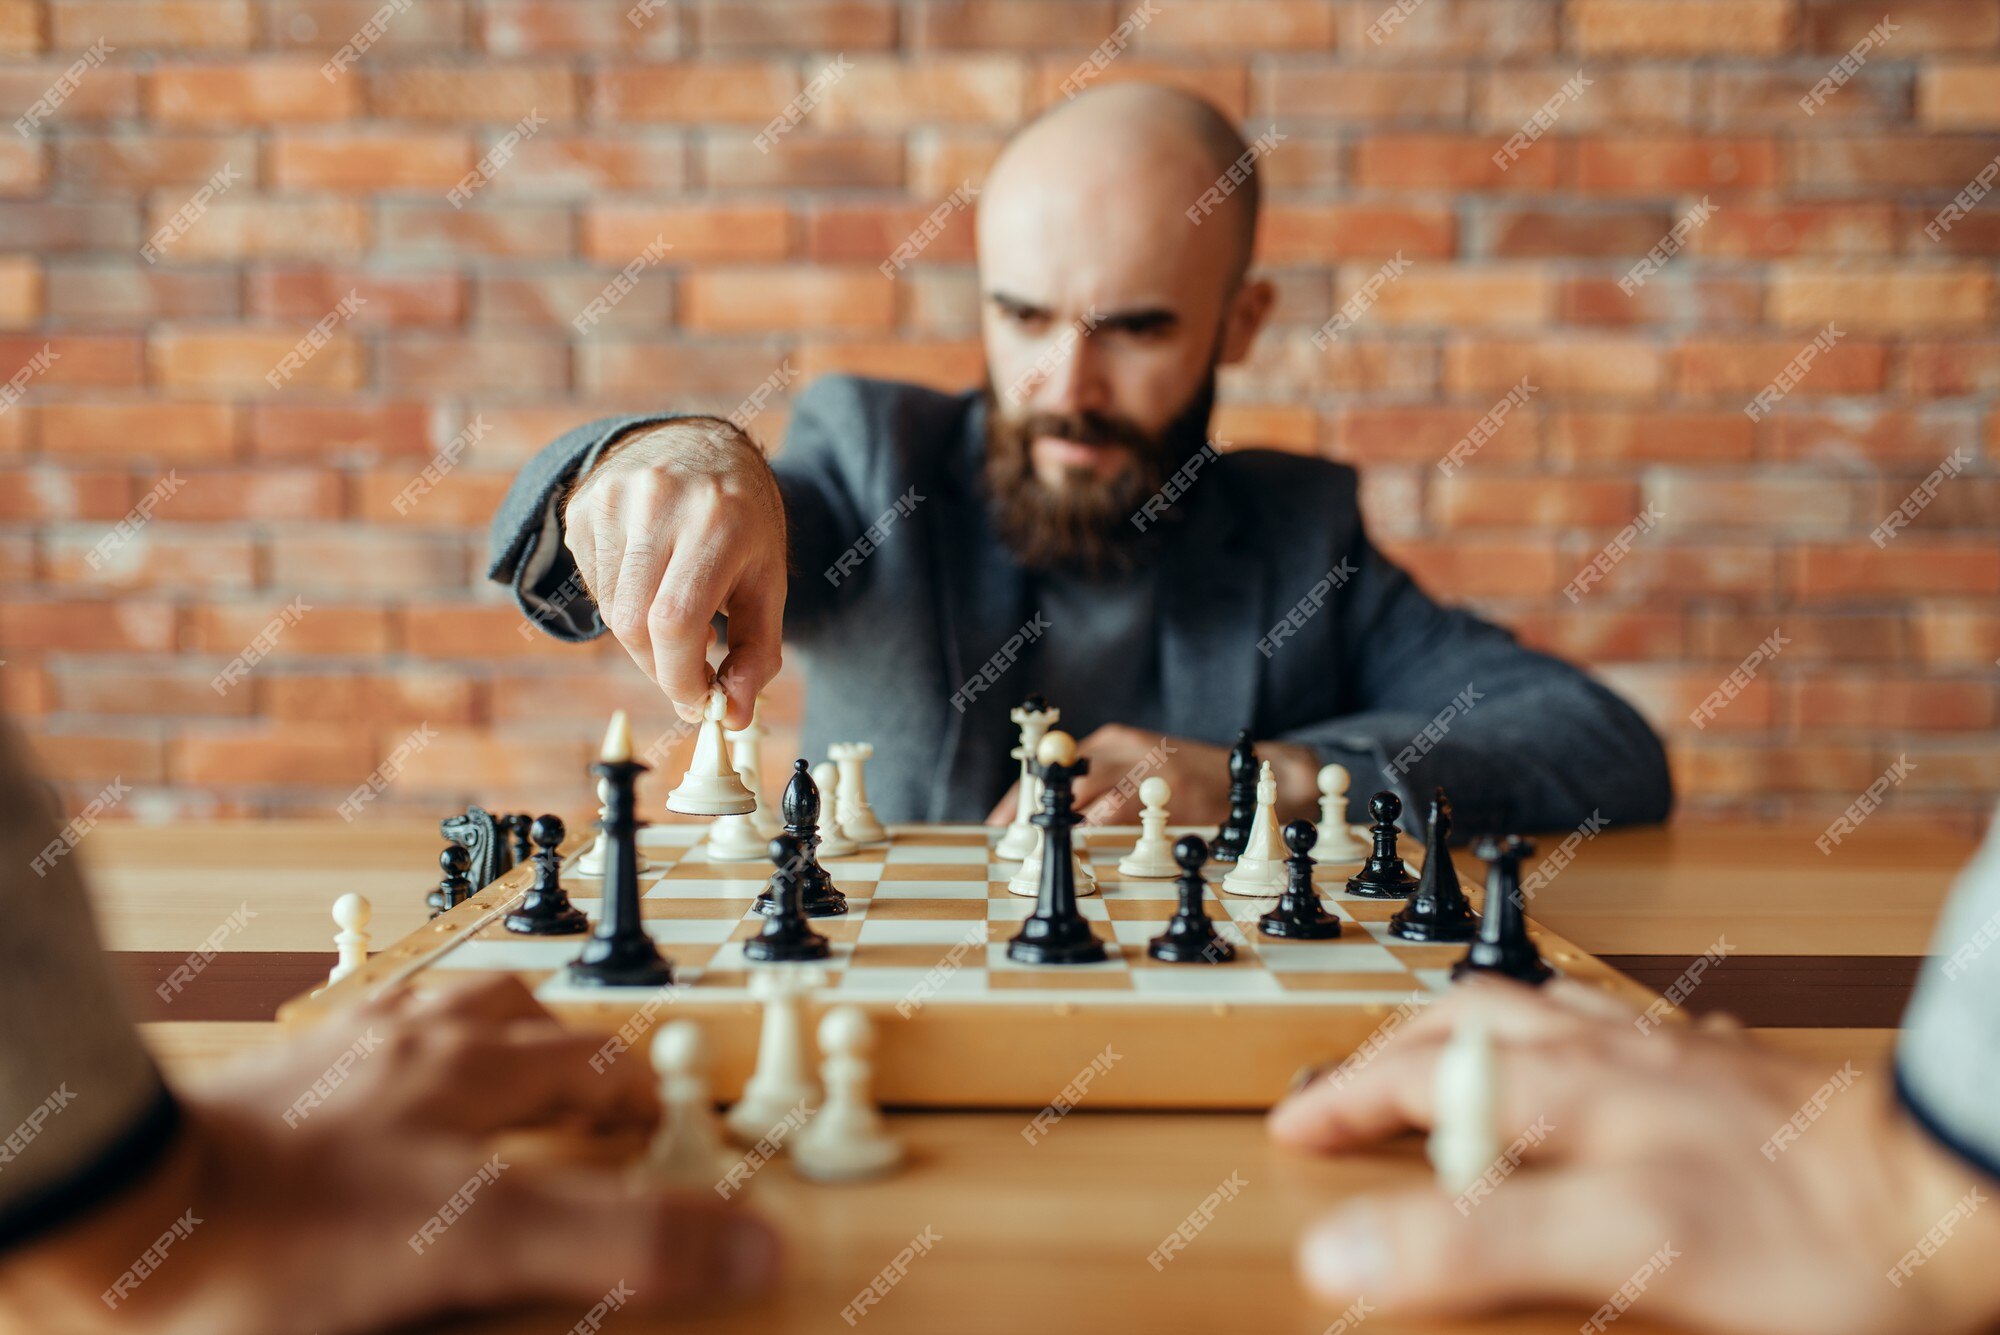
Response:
85,819,1971,1335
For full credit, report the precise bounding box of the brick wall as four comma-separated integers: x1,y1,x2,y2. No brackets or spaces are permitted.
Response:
0,0,1996,834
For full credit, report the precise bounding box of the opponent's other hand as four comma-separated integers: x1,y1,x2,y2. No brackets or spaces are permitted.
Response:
1,976,779,1335
1270,979,2000,1335
983,726,1321,828
563,419,788,727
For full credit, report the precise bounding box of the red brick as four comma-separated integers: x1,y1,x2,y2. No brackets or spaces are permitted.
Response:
267,530,468,594
162,469,345,522
1027,61,1248,121
0,139,42,198
53,0,253,49
44,264,238,325
1444,337,1664,400
262,672,485,726
701,133,903,189
1512,608,1686,662
1789,543,2000,599
1260,205,1456,263
1705,67,1904,126
1559,275,1763,330
0,0,38,53
248,269,465,329
681,267,897,333
171,724,379,789
1803,2,2000,52
1900,343,2000,396
479,0,683,54
579,341,802,398
53,664,257,718
148,62,357,124
0,333,142,387
1574,544,1780,598
1597,663,1777,734
593,61,800,122
1690,611,1907,664
483,134,688,194
377,732,596,800
0,201,137,252
1673,337,1887,398
914,1,1115,49
1331,1,1556,60
24,729,167,786
376,201,572,259
370,65,579,122
1360,266,1554,331
248,403,436,464
1548,410,1753,465
0,599,177,653
474,274,672,333
0,466,132,521
815,57,1027,129
692,0,897,51
149,198,368,260
1891,742,2000,796
186,600,393,655
1135,1,1334,50
1331,403,1541,468
267,1,469,52
0,65,137,123
47,528,256,592
1568,0,1795,54
584,202,791,263
1261,67,1469,123
1354,135,1560,190
1770,266,1993,333
1210,404,1318,455
1478,206,1672,258
489,670,691,726
377,335,570,396
1786,674,1997,731
0,660,50,716
807,202,974,264
1689,203,1896,258
791,340,983,391
56,133,253,190
399,602,585,661
1574,137,1780,194
1765,407,1979,466
1671,740,1881,797
1433,475,1643,530
909,128,1008,197
1481,67,1697,130
446,406,641,468
1919,64,2000,130
1376,538,1564,598
268,132,473,190
152,328,365,394
351,469,514,526
1790,137,2000,191
0,255,40,329
1643,473,1871,532
1910,606,2000,668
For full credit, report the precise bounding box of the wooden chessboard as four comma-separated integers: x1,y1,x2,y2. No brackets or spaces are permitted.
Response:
278,822,1659,1110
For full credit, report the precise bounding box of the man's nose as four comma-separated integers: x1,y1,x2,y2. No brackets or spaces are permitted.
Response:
1036,325,1109,417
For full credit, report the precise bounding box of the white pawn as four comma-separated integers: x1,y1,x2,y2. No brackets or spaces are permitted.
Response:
1117,776,1178,879
827,741,888,844
812,762,860,858
725,968,823,1146
1429,1019,1499,1194
667,688,757,816
1315,764,1370,862
1007,819,1097,896
733,697,780,839
328,893,370,985
646,1021,729,1186
1221,761,1286,897
996,699,1060,861
790,1006,903,1182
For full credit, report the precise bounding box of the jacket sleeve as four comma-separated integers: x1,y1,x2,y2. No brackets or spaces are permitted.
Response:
0,720,182,1254
1278,517,1674,838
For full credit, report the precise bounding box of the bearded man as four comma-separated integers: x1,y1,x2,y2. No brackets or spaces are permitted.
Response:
490,83,1671,835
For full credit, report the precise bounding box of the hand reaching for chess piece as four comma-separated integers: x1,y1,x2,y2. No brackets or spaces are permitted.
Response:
0,975,779,1335
561,417,787,728
985,724,1324,828
1269,980,2000,1335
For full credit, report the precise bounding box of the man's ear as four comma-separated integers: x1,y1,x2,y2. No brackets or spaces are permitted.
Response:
1216,276,1276,366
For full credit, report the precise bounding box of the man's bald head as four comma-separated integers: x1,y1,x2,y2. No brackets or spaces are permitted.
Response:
982,84,1259,290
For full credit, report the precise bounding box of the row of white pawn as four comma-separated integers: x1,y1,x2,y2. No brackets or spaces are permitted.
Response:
648,980,901,1187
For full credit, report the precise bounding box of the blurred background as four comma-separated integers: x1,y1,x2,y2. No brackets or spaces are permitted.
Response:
0,0,1994,835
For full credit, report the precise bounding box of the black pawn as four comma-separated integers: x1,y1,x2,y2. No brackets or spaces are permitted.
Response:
1345,791,1421,898
1149,835,1235,964
1452,835,1553,986
427,844,472,918
506,814,589,935
502,813,533,869
1007,741,1108,965
1390,790,1480,942
756,760,847,918
744,833,832,963
1210,732,1259,863
1261,821,1342,939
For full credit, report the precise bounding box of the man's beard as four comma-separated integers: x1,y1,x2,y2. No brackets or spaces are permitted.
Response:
981,371,1218,578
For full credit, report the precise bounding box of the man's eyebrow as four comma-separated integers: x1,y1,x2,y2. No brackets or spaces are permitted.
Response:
985,292,1180,331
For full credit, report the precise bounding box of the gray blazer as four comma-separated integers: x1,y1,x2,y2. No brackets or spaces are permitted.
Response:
490,374,1672,835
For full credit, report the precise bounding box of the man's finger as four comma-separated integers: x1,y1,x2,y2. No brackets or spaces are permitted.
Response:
604,526,674,692
986,784,1018,826
404,974,554,1027
423,1025,660,1138
713,559,785,730
1296,1169,1666,1317
646,546,731,709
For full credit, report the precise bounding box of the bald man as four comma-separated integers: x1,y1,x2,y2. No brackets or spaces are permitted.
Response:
491,84,1671,836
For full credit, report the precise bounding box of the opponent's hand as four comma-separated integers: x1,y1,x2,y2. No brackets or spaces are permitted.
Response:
983,726,1321,828
563,418,788,727
1,976,779,1335
1269,979,2000,1335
